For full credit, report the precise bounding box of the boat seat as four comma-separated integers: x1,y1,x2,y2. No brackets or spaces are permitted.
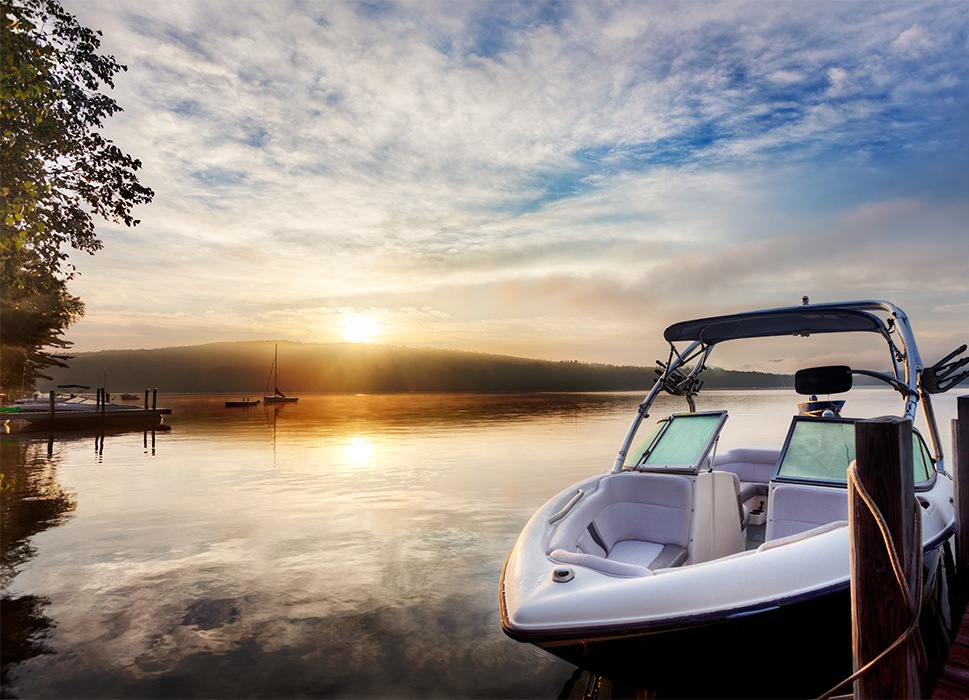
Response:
765,482,848,541
547,472,693,576
722,471,750,530
713,448,780,502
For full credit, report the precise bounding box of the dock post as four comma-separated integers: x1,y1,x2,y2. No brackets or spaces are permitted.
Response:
48,390,56,450
99,387,106,433
144,389,149,411
955,395,969,612
850,416,920,699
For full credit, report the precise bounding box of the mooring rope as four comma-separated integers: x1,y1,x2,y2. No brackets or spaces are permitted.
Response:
816,461,925,700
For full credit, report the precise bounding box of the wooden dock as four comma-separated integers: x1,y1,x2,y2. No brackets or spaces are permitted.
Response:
932,610,969,699
2,388,171,432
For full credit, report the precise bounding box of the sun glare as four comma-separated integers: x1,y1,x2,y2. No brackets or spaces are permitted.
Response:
340,313,377,343
343,436,373,465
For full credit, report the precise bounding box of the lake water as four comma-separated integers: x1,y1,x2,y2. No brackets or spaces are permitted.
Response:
2,389,963,698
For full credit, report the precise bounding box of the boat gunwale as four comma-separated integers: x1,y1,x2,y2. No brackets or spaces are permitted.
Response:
499,527,956,644
499,550,852,644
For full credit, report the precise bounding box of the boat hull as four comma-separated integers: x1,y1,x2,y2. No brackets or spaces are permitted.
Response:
500,466,958,697
508,583,850,697
501,537,957,698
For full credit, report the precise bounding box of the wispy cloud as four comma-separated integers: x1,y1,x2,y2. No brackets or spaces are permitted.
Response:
61,0,968,365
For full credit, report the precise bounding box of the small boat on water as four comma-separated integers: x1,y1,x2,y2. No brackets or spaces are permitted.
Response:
225,398,260,407
263,344,299,404
797,394,846,416
499,299,968,697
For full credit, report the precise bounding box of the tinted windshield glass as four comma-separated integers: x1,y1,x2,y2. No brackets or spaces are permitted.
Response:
913,432,934,482
626,412,727,472
777,417,934,484
777,419,855,482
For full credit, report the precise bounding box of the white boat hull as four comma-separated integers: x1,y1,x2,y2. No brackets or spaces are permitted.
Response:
500,471,957,696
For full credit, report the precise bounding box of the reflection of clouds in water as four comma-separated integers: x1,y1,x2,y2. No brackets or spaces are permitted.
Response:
6,394,641,697
32,528,406,675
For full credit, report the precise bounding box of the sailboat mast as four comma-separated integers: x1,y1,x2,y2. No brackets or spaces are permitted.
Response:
262,343,298,403
265,344,278,395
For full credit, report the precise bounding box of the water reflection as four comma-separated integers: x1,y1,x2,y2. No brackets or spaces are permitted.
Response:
1,439,79,693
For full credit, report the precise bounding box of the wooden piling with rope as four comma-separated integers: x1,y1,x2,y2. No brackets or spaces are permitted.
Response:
849,415,920,699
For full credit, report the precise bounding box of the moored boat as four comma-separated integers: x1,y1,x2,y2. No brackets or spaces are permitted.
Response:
499,299,968,696
796,394,846,416
263,344,299,404
225,398,260,407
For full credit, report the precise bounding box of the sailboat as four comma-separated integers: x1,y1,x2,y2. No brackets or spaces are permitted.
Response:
263,344,299,404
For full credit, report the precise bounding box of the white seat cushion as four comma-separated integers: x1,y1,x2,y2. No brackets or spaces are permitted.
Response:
607,540,664,568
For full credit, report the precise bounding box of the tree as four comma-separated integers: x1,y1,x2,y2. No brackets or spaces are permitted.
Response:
0,0,152,394
1,246,83,391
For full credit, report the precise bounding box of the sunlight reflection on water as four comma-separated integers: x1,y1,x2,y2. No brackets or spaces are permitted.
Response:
2,390,962,698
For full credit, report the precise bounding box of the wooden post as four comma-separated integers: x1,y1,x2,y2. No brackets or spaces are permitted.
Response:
850,416,919,699
48,390,56,445
144,389,149,411
955,395,969,611
151,388,157,430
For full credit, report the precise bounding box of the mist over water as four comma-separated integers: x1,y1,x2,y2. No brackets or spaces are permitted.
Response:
2,390,962,698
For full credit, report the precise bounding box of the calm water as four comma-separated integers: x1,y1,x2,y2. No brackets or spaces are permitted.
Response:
2,389,962,698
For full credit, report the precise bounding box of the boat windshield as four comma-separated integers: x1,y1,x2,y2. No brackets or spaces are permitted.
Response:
774,416,934,485
624,411,727,474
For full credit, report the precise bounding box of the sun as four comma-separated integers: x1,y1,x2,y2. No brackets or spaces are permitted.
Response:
340,313,378,343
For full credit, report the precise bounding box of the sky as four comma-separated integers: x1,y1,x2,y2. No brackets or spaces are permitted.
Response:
58,0,968,370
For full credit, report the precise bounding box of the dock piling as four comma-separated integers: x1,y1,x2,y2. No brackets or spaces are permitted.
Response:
850,415,920,699
48,390,55,453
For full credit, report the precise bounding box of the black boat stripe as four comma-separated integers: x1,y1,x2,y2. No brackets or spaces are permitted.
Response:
586,521,608,553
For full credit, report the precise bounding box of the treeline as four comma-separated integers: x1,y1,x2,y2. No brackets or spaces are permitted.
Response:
41,341,792,394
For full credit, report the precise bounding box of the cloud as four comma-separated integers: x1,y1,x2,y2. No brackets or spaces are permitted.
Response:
57,0,969,366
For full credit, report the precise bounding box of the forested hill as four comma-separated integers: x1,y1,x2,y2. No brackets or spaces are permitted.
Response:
43,341,793,394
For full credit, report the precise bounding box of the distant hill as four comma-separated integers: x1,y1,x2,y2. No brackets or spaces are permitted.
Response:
41,341,793,394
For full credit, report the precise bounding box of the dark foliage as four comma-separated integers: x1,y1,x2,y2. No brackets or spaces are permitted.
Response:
0,0,153,394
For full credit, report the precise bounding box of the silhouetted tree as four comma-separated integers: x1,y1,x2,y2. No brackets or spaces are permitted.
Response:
0,0,152,394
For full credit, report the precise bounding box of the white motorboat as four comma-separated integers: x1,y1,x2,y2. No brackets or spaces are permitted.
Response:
499,299,967,697
11,394,101,411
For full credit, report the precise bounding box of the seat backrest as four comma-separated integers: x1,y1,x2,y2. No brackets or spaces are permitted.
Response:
713,448,780,484
547,472,694,555
766,482,848,541
593,474,694,550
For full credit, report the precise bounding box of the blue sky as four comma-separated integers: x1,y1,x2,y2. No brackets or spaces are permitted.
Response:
60,0,968,369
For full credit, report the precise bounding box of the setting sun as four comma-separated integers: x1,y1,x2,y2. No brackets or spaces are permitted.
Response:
340,313,377,343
